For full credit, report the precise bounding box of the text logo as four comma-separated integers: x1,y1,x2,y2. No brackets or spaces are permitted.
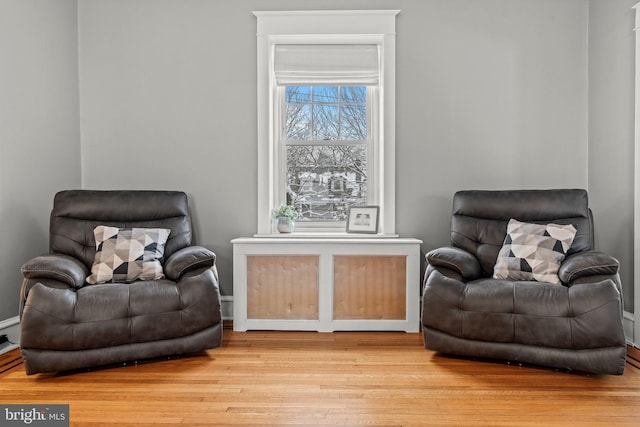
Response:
1,405,69,426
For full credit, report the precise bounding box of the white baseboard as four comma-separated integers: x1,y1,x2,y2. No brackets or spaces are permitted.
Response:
624,311,636,347
0,316,20,355
221,295,233,321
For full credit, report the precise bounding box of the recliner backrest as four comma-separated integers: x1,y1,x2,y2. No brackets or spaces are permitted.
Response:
49,190,193,269
450,189,593,277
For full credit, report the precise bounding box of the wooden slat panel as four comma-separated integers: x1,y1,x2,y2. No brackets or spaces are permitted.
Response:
333,255,406,320
247,255,319,319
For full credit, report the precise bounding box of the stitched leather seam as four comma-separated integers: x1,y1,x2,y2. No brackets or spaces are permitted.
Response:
459,300,616,318
23,269,77,286
572,298,619,317
177,257,214,274
430,259,463,275
565,263,618,282
424,288,464,336
25,305,70,323
567,289,573,345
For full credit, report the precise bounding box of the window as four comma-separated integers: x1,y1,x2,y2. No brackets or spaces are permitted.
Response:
254,10,399,235
283,85,371,223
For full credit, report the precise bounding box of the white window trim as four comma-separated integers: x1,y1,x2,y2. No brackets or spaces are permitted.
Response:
254,10,399,236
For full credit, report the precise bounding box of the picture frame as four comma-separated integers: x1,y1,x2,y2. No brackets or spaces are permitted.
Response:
346,205,380,234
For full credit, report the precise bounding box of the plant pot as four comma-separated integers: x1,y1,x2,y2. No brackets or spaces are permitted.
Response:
277,217,295,233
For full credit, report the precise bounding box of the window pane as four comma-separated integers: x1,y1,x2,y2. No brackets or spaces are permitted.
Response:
286,87,311,140
340,86,367,140
286,145,367,222
313,103,339,140
340,86,366,103
340,103,367,140
314,86,339,103
286,103,311,140
286,86,311,103
285,85,367,142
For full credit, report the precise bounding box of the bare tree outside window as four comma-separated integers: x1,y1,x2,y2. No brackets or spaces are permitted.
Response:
284,86,368,222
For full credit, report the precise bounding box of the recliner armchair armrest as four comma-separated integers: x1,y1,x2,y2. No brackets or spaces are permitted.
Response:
426,247,482,281
558,251,619,284
165,246,216,280
21,254,88,289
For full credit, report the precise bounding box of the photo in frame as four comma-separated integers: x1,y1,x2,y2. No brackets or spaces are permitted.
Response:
346,206,380,234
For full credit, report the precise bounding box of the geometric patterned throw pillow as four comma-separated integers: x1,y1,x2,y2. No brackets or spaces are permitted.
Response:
492,219,577,285
86,226,171,284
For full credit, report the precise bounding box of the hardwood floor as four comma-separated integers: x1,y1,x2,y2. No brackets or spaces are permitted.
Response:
1,331,640,426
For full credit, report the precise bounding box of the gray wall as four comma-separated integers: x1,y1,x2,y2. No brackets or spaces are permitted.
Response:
0,0,81,319
588,0,636,312
0,0,635,322
78,0,590,298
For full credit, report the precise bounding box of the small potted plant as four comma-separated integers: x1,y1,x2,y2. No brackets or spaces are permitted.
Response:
272,204,297,233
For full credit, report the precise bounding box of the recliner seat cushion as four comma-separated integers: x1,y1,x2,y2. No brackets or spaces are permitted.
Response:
20,276,221,351
422,271,625,350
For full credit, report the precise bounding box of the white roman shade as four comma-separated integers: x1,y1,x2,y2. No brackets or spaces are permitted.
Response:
274,44,380,85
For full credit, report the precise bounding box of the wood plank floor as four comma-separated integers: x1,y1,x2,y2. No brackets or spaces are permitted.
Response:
1,331,640,426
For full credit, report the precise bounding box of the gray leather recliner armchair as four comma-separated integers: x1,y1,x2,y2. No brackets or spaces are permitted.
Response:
19,190,222,374
422,189,626,375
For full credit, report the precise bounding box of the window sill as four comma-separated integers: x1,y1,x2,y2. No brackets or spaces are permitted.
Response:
253,232,399,239
232,234,422,247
